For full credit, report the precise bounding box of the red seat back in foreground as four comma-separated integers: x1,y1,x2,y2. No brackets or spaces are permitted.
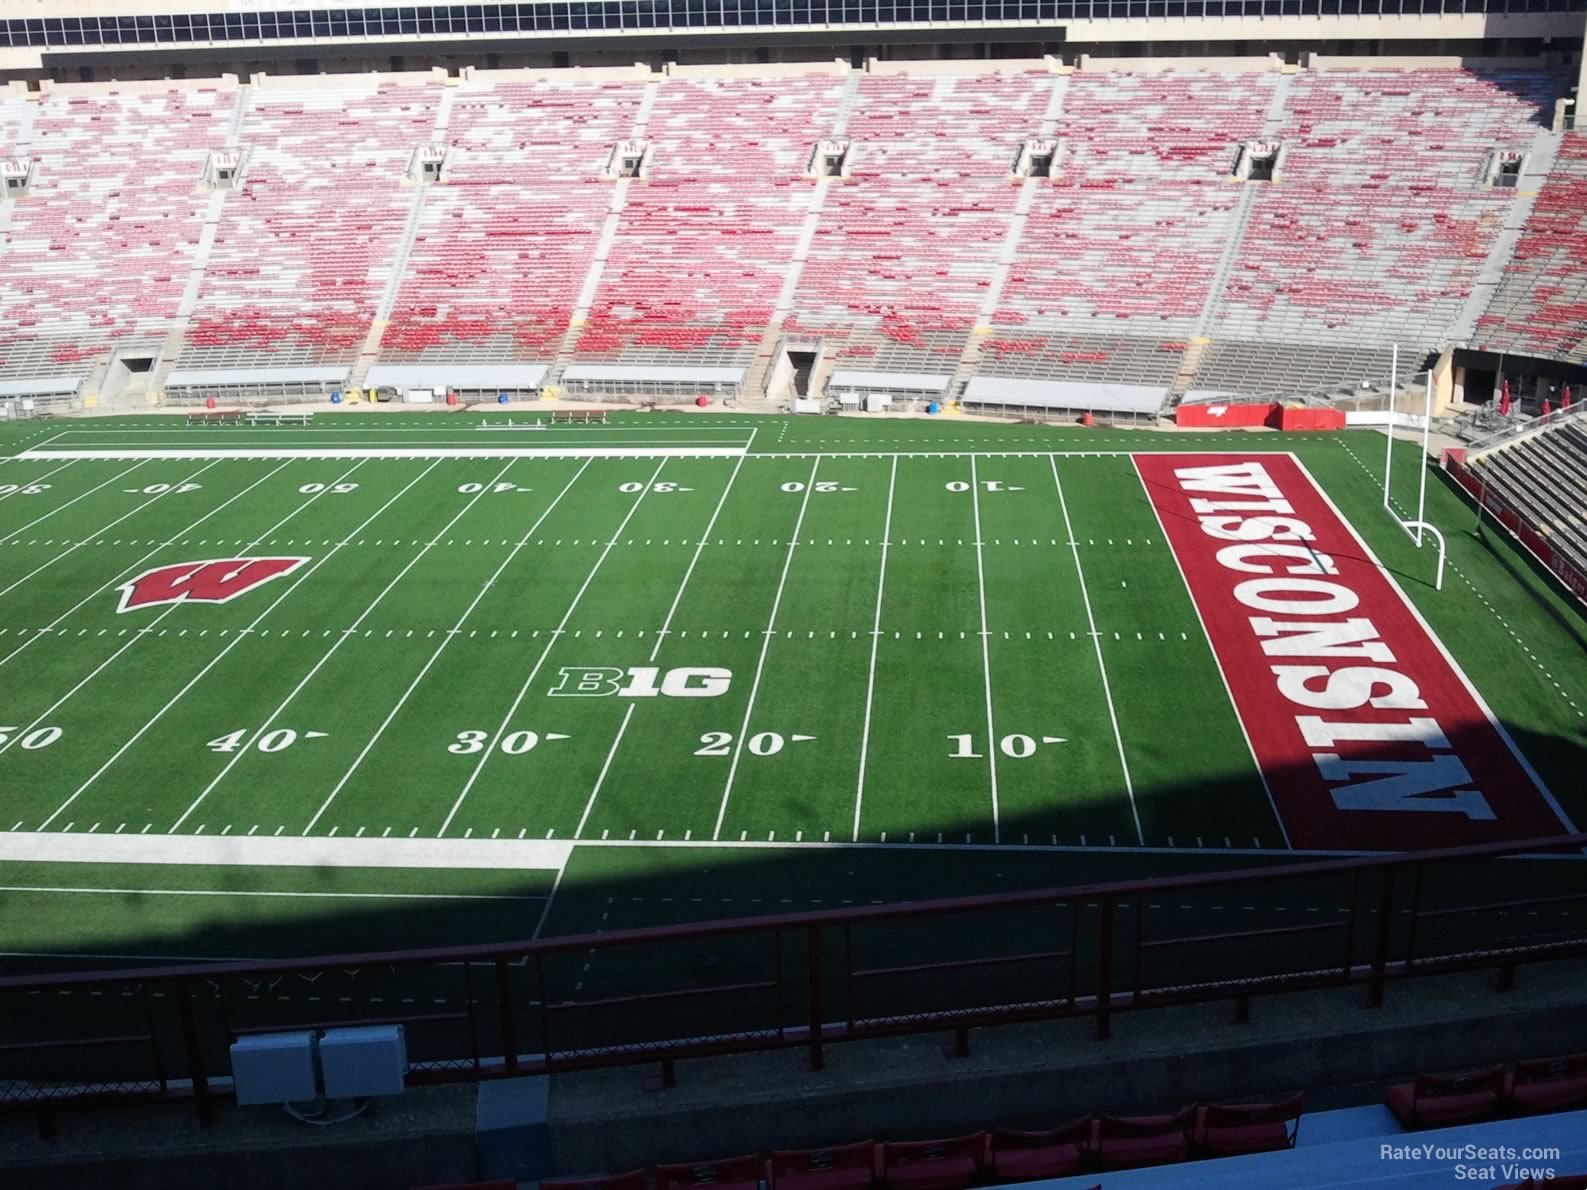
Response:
655,1153,764,1190
766,1140,878,1190
879,1133,986,1190
985,1120,1090,1183
1493,1178,1587,1190
1386,1066,1506,1129
541,1173,648,1190
1509,1053,1587,1116
1092,1107,1196,1170
1197,1092,1304,1156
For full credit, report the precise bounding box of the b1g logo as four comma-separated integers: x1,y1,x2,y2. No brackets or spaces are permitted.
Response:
549,666,732,698
116,557,309,613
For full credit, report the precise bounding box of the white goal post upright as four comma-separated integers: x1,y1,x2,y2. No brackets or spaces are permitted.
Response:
1381,342,1447,591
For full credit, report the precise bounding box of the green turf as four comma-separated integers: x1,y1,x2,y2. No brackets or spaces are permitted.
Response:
0,412,1583,970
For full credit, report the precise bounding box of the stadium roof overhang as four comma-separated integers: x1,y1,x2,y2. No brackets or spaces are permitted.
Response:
364,363,548,391
0,376,82,398
962,376,1165,414
828,370,953,395
163,366,348,388
560,365,744,383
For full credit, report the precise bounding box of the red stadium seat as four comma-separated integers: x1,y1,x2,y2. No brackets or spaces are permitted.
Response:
654,1153,763,1190
1507,1054,1587,1116
411,1182,519,1190
1492,1178,1587,1190
765,1140,877,1190
984,1119,1090,1183
1195,1092,1304,1156
1386,1066,1506,1129
878,1133,986,1190
541,1173,648,1190
1091,1107,1196,1170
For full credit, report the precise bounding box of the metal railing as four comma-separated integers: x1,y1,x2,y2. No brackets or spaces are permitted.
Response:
1,832,1584,1128
1461,398,1587,456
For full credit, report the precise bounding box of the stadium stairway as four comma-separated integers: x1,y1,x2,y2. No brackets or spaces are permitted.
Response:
1033,1107,1587,1190
1448,128,1565,348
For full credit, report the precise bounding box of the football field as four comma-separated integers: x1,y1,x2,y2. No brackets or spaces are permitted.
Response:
0,412,1583,970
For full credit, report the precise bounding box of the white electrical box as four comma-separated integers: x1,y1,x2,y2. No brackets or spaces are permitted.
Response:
320,1025,408,1099
230,1032,318,1106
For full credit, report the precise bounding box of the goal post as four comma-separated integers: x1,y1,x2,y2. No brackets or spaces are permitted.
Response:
1381,342,1447,590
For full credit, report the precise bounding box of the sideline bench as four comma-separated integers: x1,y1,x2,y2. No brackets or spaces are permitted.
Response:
550,409,607,425
244,411,314,427
186,410,244,426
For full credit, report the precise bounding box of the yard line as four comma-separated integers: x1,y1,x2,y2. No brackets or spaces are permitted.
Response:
170,459,522,831
436,458,671,837
1129,456,1291,850
969,457,1002,844
711,456,821,841
852,455,898,842
36,460,439,831
0,458,78,502
574,449,752,839
0,462,362,762
0,460,296,673
0,460,147,543
0,460,223,602
1050,454,1143,845
301,458,595,834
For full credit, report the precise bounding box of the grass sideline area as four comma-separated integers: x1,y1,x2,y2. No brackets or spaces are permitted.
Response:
0,411,1582,975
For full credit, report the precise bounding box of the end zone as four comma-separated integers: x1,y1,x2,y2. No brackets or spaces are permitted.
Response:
1135,451,1573,852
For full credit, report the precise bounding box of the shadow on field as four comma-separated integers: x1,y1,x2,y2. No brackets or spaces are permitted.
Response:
2,716,1585,1111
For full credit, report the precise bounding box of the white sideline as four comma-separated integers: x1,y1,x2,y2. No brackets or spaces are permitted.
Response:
35,460,428,831
435,458,672,836
0,460,222,602
1050,455,1144,846
20,446,750,461
170,458,523,831
0,460,295,673
968,457,1002,844
850,455,898,842
0,830,571,871
712,456,821,841
574,447,753,841
302,457,596,835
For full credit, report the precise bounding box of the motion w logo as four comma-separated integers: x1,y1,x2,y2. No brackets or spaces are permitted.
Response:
116,557,309,613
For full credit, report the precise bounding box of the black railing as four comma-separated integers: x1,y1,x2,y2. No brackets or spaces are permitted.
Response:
2,832,1585,1128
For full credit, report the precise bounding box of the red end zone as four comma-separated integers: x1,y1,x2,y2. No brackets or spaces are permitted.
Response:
1135,452,1570,852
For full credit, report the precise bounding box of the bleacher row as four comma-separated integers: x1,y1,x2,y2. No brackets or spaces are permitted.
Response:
1467,414,1587,576
410,1054,1587,1190
0,67,1572,396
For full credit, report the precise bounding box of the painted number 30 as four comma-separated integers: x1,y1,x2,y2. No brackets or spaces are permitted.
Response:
448,730,541,755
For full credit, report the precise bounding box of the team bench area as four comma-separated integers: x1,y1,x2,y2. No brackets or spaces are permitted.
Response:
549,409,608,424
184,410,314,427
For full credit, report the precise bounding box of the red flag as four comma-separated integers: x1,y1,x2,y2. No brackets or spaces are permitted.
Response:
1543,399,1553,416
1499,380,1512,417
1564,387,1573,411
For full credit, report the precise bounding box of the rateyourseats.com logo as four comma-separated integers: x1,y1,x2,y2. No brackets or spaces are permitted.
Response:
1381,1143,1563,1183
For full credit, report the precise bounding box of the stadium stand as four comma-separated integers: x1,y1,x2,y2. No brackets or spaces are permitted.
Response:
179,77,443,372
0,85,234,381
382,77,646,363
985,69,1274,399
581,74,846,369
1475,130,1587,364
520,1080,1582,1189
1203,69,1563,395
784,70,1056,378
1461,411,1587,578
0,62,1577,407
